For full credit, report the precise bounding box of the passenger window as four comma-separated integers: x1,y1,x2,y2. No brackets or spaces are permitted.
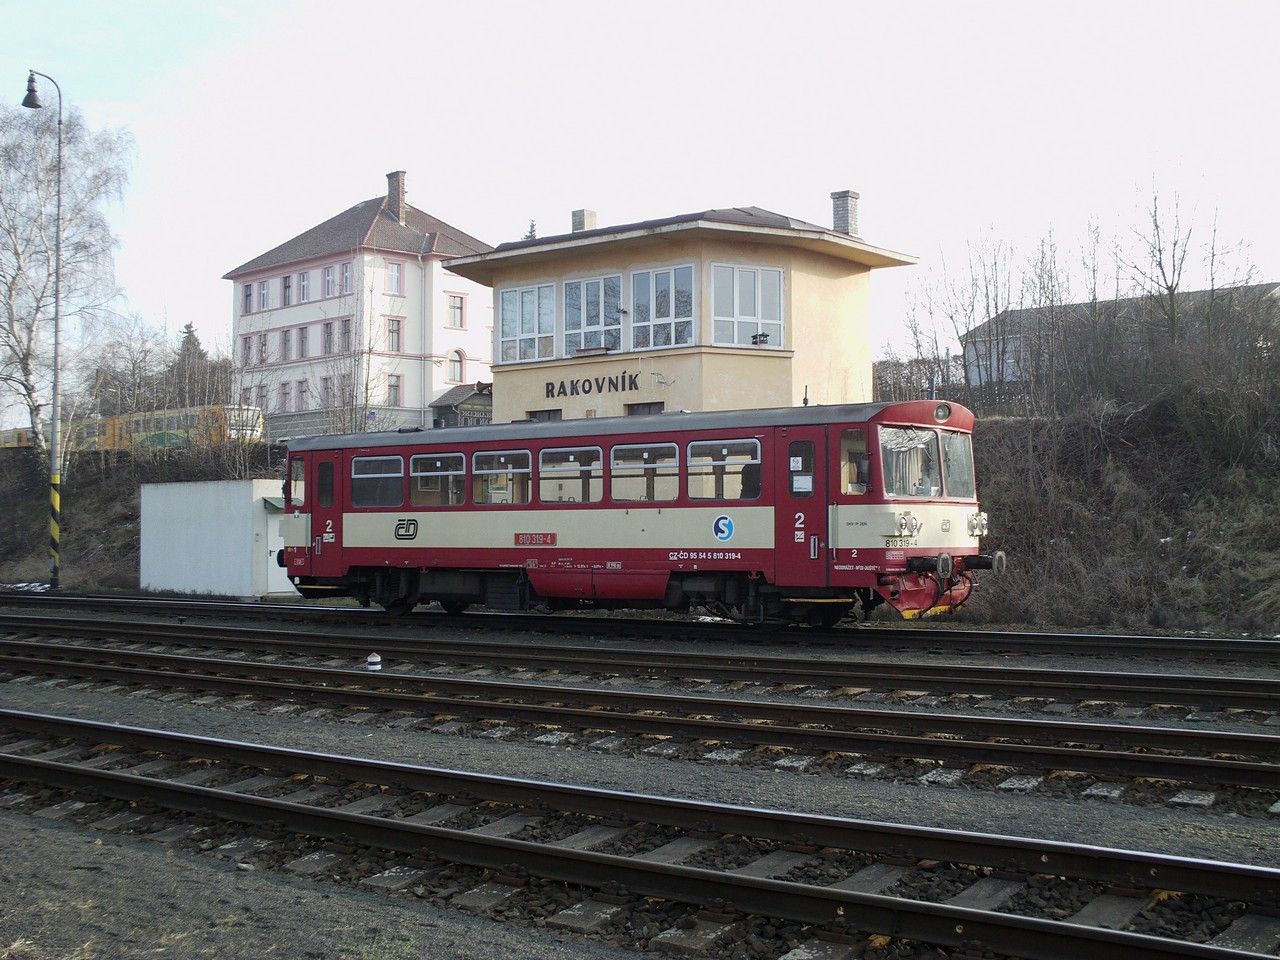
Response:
351,456,404,508
410,453,466,506
317,461,334,508
286,457,305,507
539,447,603,503
473,451,531,505
688,439,762,501
840,428,870,495
788,441,815,498
610,443,678,502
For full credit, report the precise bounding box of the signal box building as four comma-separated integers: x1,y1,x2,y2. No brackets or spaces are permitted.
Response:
445,193,915,423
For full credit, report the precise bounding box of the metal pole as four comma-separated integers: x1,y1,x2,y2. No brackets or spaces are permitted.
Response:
30,70,62,590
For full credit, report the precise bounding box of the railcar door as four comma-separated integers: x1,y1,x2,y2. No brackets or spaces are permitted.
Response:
310,452,344,578
773,427,829,587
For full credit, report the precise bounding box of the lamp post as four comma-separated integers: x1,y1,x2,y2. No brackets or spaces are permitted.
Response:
22,69,63,591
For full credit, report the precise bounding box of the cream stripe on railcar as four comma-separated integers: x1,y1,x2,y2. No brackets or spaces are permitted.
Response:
342,506,776,551
828,503,983,552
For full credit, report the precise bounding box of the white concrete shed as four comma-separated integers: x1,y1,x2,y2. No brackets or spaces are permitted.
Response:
140,479,295,599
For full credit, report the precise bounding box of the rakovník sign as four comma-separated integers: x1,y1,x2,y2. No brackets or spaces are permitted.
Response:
545,372,642,399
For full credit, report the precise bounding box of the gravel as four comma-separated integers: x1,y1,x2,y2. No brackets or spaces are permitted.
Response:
0,809,640,960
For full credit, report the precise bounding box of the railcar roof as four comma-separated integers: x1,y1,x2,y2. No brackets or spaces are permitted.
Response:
283,402,925,452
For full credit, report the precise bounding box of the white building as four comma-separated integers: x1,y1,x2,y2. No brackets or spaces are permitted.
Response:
224,171,494,437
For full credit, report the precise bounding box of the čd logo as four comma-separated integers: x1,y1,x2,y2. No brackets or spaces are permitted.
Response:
394,519,419,540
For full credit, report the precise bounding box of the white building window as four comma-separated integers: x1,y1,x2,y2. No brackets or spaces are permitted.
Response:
242,284,253,314
257,333,268,364
241,335,253,367
298,271,310,302
564,275,622,355
258,280,270,311
279,328,291,362
322,322,334,355
297,326,309,359
386,262,403,295
498,284,554,362
240,387,252,406
712,264,783,347
631,265,694,349
449,350,464,382
320,376,334,407
282,275,292,306
341,317,351,352
387,317,401,352
447,294,465,328
322,266,335,298
296,380,309,410
340,261,352,295
386,374,402,407
278,381,291,413
255,384,267,410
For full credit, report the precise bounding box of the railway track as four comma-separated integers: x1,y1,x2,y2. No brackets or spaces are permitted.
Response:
3,590,1278,661
3,631,1278,807
3,710,1278,960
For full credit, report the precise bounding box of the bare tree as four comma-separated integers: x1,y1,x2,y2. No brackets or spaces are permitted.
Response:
0,104,131,457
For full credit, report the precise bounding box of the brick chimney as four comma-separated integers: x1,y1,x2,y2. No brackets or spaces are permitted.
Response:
387,170,407,225
571,209,598,232
830,189,860,236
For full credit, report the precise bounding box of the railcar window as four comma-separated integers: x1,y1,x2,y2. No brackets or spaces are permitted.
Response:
610,443,678,502
287,458,305,506
317,462,334,508
539,447,603,503
941,431,976,499
880,427,940,498
351,456,404,508
788,440,815,497
410,453,466,506
839,428,870,495
688,439,761,501
473,451,531,505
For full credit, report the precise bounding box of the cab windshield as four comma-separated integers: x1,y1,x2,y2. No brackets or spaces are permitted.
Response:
941,430,976,498
879,426,940,498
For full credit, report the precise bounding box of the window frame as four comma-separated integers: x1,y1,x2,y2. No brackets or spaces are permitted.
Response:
630,264,696,351
281,274,292,306
538,445,604,505
387,317,402,353
295,379,309,410
386,374,402,407
609,441,680,503
471,449,533,506
385,260,403,296
563,274,623,356
686,437,763,502
448,350,464,383
258,280,270,312
242,284,253,314
350,455,405,509
340,261,353,295
409,452,467,507
298,271,310,302
497,283,555,364
322,265,335,298
297,325,309,359
278,381,291,413
279,327,291,362
711,262,785,348
446,293,465,328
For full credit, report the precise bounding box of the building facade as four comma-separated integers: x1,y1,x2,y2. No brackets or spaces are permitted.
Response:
224,172,493,438
446,194,914,423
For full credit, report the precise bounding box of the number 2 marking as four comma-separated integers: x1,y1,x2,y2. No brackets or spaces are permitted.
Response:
325,519,334,533
794,512,805,528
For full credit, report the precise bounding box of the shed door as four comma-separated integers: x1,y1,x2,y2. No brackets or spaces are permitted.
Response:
773,428,829,587
310,453,344,578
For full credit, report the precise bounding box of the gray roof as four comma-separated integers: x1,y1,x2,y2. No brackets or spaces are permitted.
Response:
492,206,831,255
429,383,492,408
284,401,895,452
961,281,1280,342
224,197,491,279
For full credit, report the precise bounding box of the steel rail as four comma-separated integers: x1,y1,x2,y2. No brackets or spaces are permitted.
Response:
3,590,1278,660
2,611,1277,711
3,644,1277,788
0,710,1276,960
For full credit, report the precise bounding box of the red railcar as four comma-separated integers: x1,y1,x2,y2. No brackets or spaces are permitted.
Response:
279,400,1003,623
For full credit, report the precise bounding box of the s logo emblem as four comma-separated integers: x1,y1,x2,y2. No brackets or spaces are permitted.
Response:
712,515,734,542
393,519,419,541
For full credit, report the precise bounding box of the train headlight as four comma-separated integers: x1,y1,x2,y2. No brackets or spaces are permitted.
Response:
898,512,922,535
968,511,989,536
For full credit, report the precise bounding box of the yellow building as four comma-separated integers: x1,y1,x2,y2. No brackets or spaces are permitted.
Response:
445,193,914,422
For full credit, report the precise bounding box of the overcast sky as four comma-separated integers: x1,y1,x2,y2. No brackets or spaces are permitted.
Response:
4,0,1278,361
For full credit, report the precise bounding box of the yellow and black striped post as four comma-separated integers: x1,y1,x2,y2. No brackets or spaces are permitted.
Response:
49,471,61,590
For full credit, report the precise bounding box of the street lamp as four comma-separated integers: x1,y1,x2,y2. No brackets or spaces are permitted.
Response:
22,69,63,591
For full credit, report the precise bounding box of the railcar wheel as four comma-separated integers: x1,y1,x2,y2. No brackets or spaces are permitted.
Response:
809,604,852,628
440,600,469,615
381,597,415,616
